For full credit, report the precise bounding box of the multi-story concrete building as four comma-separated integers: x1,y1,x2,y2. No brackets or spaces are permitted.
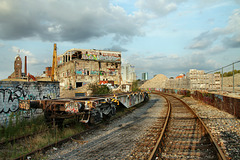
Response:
187,69,221,90
56,48,121,89
164,69,221,90
121,63,136,84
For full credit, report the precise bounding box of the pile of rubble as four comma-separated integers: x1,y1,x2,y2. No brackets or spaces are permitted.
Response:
140,74,168,89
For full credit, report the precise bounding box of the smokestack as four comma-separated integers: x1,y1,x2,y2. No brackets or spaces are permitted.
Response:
25,56,27,77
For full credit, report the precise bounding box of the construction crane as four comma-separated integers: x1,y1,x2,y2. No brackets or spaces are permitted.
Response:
51,43,57,81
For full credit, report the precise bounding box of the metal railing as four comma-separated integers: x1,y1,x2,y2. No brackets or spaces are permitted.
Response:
206,60,240,93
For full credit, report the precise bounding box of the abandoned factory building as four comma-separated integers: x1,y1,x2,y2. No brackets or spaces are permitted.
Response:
56,48,121,89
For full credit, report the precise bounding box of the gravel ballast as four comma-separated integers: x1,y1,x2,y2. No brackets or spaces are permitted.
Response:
45,93,240,159
46,94,166,160
179,95,240,160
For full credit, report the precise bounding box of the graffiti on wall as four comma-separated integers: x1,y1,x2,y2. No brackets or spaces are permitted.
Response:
76,69,109,76
0,85,27,113
82,53,120,62
0,82,60,113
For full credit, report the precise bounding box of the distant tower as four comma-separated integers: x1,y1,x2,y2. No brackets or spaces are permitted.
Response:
14,54,22,78
142,72,148,80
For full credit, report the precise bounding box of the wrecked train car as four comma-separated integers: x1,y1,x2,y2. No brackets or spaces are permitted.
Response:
19,92,149,126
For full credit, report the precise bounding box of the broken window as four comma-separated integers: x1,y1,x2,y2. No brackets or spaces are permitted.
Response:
76,82,83,88
72,51,82,60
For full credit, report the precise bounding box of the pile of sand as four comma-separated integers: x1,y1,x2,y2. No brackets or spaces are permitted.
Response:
140,74,168,89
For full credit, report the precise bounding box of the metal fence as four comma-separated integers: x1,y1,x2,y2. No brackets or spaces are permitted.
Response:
206,60,240,94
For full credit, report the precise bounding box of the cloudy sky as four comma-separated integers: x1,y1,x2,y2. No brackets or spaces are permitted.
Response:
0,0,240,80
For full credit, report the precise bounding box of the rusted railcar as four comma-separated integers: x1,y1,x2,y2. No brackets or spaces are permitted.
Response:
19,92,149,126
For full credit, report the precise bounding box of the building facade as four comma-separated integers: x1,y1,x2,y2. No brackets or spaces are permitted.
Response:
187,69,221,90
56,49,121,89
121,63,136,84
164,69,221,90
142,72,148,81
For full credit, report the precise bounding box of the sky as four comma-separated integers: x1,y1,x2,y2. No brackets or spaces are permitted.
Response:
0,0,240,80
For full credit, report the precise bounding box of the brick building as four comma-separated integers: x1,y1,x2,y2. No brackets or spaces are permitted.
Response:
56,48,121,89
8,54,23,79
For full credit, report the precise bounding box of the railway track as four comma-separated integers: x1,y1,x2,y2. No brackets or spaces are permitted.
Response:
148,92,227,160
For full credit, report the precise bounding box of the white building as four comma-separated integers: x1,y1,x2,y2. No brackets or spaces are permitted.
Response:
186,69,221,90
164,69,221,90
121,63,136,84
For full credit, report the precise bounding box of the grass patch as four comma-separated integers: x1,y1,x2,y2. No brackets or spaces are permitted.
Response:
0,122,86,159
0,112,48,142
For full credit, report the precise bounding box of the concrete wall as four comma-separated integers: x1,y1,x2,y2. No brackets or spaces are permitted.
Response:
0,81,60,126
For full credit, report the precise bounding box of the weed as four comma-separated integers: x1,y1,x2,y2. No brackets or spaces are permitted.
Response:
88,83,112,95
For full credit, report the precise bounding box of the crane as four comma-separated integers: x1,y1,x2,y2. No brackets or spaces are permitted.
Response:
51,43,57,81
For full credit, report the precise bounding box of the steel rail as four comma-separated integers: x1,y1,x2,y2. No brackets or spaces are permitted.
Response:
149,92,227,160
167,93,226,160
148,93,171,160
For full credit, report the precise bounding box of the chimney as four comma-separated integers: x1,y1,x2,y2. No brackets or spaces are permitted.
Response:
25,56,27,77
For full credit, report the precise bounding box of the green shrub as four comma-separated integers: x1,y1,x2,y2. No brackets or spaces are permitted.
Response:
88,83,112,95
132,80,141,92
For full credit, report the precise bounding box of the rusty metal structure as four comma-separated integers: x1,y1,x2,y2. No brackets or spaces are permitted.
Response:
19,92,149,125
51,43,57,81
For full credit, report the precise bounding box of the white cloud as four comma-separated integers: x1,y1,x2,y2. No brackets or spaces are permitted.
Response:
126,50,220,78
48,25,62,33
188,9,240,50
11,46,33,56
135,0,185,16
0,0,150,43
189,38,212,49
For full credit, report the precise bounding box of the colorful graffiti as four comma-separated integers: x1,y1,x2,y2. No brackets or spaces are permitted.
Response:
82,53,120,62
